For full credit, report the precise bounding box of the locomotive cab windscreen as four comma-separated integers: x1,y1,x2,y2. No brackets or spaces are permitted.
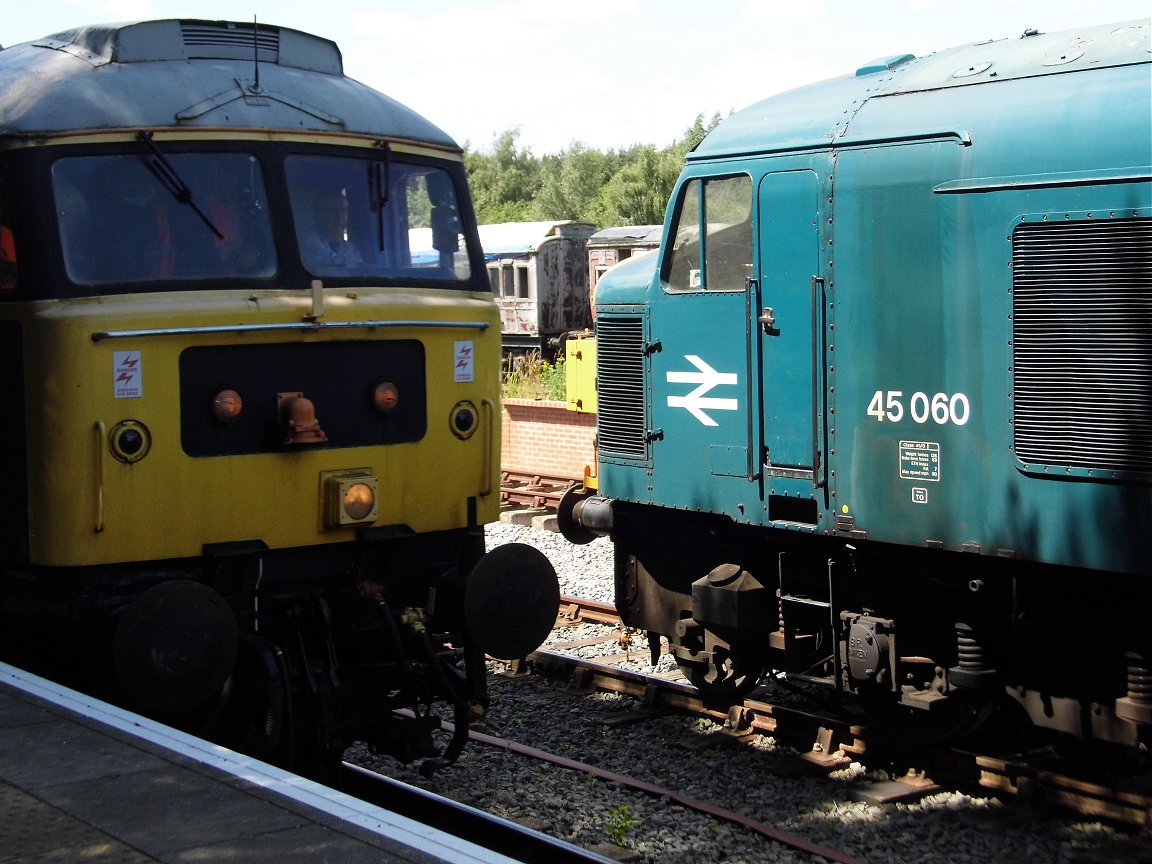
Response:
44,146,478,294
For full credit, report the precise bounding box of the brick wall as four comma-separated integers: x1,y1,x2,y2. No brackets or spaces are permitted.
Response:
501,398,596,480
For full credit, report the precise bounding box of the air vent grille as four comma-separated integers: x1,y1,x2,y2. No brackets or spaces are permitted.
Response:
596,318,648,458
1012,217,1152,475
180,22,279,61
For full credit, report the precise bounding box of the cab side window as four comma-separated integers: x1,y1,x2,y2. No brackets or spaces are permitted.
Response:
663,174,752,292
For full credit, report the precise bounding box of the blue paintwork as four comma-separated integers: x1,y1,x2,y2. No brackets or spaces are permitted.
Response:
595,20,1152,576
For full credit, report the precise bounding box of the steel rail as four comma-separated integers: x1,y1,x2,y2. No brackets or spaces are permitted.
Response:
532,597,1152,829
339,761,616,864
387,712,867,864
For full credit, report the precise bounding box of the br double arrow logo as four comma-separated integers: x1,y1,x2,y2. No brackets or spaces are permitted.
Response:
666,355,738,426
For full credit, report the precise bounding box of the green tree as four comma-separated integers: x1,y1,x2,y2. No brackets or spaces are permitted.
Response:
464,113,729,229
531,143,622,222
464,129,541,224
586,145,680,226
674,112,725,158
585,115,726,226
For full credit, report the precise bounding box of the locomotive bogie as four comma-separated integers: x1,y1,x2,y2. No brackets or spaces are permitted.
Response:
561,20,1152,746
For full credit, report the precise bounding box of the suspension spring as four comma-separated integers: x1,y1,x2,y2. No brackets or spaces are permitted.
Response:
1125,651,1152,703
955,622,984,672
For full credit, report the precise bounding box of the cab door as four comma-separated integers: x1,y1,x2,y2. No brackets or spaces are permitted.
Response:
754,169,825,519
646,173,757,514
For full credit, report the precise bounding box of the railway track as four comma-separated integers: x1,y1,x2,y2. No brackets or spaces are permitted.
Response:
499,471,577,512
338,761,616,863
520,596,1152,831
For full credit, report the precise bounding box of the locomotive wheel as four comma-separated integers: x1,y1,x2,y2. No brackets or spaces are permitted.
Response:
215,635,287,760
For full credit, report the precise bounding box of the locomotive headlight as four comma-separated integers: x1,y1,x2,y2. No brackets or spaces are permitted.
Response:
109,420,152,463
343,482,375,520
212,388,243,424
321,469,378,528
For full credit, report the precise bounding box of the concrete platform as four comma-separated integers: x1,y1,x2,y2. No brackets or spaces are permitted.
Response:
0,662,519,863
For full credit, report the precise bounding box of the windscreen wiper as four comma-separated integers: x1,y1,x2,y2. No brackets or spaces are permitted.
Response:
372,142,391,252
138,131,224,239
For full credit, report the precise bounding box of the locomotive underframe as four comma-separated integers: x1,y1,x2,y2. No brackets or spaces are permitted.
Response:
0,526,494,776
608,502,1150,745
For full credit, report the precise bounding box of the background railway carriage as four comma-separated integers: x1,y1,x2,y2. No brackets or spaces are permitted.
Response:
560,20,1152,746
0,19,558,776
478,220,597,357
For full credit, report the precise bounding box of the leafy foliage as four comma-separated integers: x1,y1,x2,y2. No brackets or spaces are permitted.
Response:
502,352,566,401
464,113,725,228
603,803,639,846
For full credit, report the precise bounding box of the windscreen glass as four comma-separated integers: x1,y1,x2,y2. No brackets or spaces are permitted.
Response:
54,153,275,285
285,154,471,282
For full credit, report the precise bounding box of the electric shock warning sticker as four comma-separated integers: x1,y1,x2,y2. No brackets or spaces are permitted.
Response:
454,341,474,383
113,351,142,399
899,440,940,482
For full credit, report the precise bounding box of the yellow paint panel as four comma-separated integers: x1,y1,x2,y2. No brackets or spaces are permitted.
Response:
17,289,501,566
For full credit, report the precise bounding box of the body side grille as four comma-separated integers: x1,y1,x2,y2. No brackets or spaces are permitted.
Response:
596,317,648,459
1012,217,1152,474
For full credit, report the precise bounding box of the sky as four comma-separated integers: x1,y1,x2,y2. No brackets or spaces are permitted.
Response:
2,1,1148,155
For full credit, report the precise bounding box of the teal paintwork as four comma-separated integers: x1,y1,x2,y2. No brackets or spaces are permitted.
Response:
594,20,1151,576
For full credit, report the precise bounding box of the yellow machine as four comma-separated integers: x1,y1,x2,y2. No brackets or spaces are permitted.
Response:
0,19,557,777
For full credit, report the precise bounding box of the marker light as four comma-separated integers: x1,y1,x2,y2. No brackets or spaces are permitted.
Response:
450,400,479,440
212,388,243,423
372,381,399,414
109,420,151,463
321,469,379,528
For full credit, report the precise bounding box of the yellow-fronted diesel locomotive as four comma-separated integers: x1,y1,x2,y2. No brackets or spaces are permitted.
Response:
0,18,558,776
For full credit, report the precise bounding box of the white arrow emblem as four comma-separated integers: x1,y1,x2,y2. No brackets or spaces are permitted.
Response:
666,355,738,426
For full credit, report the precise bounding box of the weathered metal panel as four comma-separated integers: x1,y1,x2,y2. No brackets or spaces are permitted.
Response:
480,221,595,347
0,19,455,146
536,237,592,336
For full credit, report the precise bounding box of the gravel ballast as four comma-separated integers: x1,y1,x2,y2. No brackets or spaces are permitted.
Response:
349,520,1147,864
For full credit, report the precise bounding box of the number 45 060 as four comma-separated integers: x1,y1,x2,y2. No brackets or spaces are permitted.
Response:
867,391,970,425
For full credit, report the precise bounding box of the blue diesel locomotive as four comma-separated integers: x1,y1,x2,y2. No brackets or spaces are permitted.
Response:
560,20,1152,746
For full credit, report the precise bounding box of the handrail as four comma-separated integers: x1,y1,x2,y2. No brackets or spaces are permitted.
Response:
811,275,827,489
94,421,105,533
480,398,496,497
92,319,489,341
